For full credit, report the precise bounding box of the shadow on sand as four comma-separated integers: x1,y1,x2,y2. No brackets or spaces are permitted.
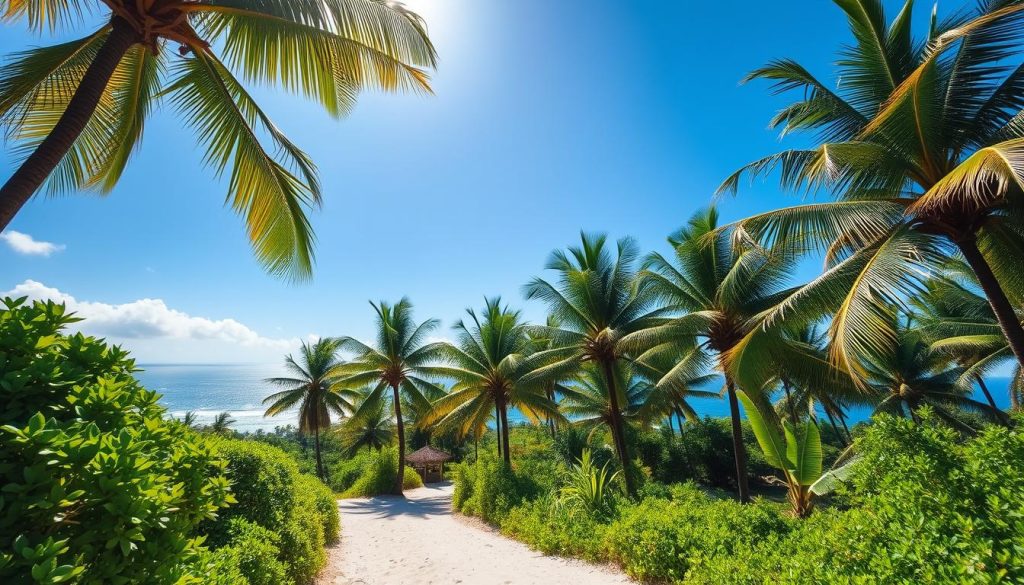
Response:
338,481,453,520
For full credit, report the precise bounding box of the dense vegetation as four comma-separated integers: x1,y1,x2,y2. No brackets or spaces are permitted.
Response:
453,418,1024,583
5,0,1024,583
0,299,338,584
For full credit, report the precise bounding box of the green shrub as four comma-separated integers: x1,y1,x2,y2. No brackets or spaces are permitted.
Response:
689,414,1024,583
340,448,423,498
218,519,288,585
278,503,327,584
500,497,609,562
606,483,792,582
204,437,335,583
296,474,340,544
205,438,299,539
0,298,232,583
329,448,373,493
453,456,542,525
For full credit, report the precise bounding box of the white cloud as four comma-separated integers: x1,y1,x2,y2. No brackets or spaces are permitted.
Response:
3,280,306,362
0,231,65,256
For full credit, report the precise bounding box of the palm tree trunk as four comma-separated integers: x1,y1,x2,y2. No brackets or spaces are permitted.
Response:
975,376,999,412
494,403,503,458
782,379,798,423
0,17,139,230
601,360,635,497
676,409,685,434
314,424,325,480
391,383,406,496
726,380,751,504
498,396,511,466
822,406,847,447
958,237,1024,370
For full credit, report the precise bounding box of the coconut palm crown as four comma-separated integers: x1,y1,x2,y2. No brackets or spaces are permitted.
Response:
263,337,359,479
333,298,443,495
720,0,1024,379
419,297,563,465
0,0,436,280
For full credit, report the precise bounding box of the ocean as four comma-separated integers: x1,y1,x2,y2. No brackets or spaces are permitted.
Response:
140,363,1016,433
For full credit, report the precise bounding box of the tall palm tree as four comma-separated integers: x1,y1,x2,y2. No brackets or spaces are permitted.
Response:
523,233,667,496
863,311,1003,431
0,0,435,279
209,411,235,435
420,298,562,465
621,208,799,503
559,363,644,444
333,299,442,495
720,0,1024,376
918,260,1022,413
631,344,720,429
263,338,358,479
338,389,396,456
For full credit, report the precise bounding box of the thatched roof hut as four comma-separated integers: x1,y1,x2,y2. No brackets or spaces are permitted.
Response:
406,446,452,483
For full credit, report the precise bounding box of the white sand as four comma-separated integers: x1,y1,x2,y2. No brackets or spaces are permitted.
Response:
317,482,632,585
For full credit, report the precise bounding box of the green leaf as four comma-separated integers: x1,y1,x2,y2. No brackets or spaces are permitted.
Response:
737,390,788,470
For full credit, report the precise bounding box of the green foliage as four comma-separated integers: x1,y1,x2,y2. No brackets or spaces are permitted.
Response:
556,449,620,520
204,436,338,584
0,298,232,584
500,496,609,562
205,438,299,537
296,474,341,544
217,519,288,585
452,456,542,525
606,484,792,582
340,447,423,498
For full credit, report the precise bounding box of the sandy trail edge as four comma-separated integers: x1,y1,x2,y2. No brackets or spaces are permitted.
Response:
316,482,632,585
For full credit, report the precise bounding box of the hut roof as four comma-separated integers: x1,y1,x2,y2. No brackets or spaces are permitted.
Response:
406,445,453,464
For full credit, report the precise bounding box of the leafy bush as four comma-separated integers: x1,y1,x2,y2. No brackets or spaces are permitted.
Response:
606,484,792,582
216,519,288,585
340,447,423,498
500,496,609,562
204,438,298,539
297,475,340,544
205,437,337,584
453,456,542,524
0,298,233,583
556,449,620,520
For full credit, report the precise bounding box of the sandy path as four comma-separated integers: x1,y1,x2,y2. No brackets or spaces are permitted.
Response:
317,482,631,585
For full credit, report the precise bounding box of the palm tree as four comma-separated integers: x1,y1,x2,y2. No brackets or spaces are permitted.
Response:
333,299,442,495
631,344,719,430
263,338,358,479
179,410,198,429
523,233,667,496
558,363,645,444
917,260,1022,414
422,298,562,464
621,208,799,503
720,0,1024,376
209,411,235,435
0,0,435,279
338,390,396,456
862,311,1003,432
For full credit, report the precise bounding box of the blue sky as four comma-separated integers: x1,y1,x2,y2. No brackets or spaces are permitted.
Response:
0,1,925,362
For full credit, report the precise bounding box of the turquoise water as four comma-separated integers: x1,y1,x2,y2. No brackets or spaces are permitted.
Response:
140,363,1015,432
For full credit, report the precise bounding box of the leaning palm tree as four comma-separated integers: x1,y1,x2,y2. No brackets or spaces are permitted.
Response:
338,389,396,456
263,338,358,479
333,299,442,495
621,208,801,503
720,0,1024,375
420,297,562,464
523,233,667,496
631,344,720,430
863,311,1004,432
0,0,435,279
208,411,235,435
918,260,1022,413
179,410,198,429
